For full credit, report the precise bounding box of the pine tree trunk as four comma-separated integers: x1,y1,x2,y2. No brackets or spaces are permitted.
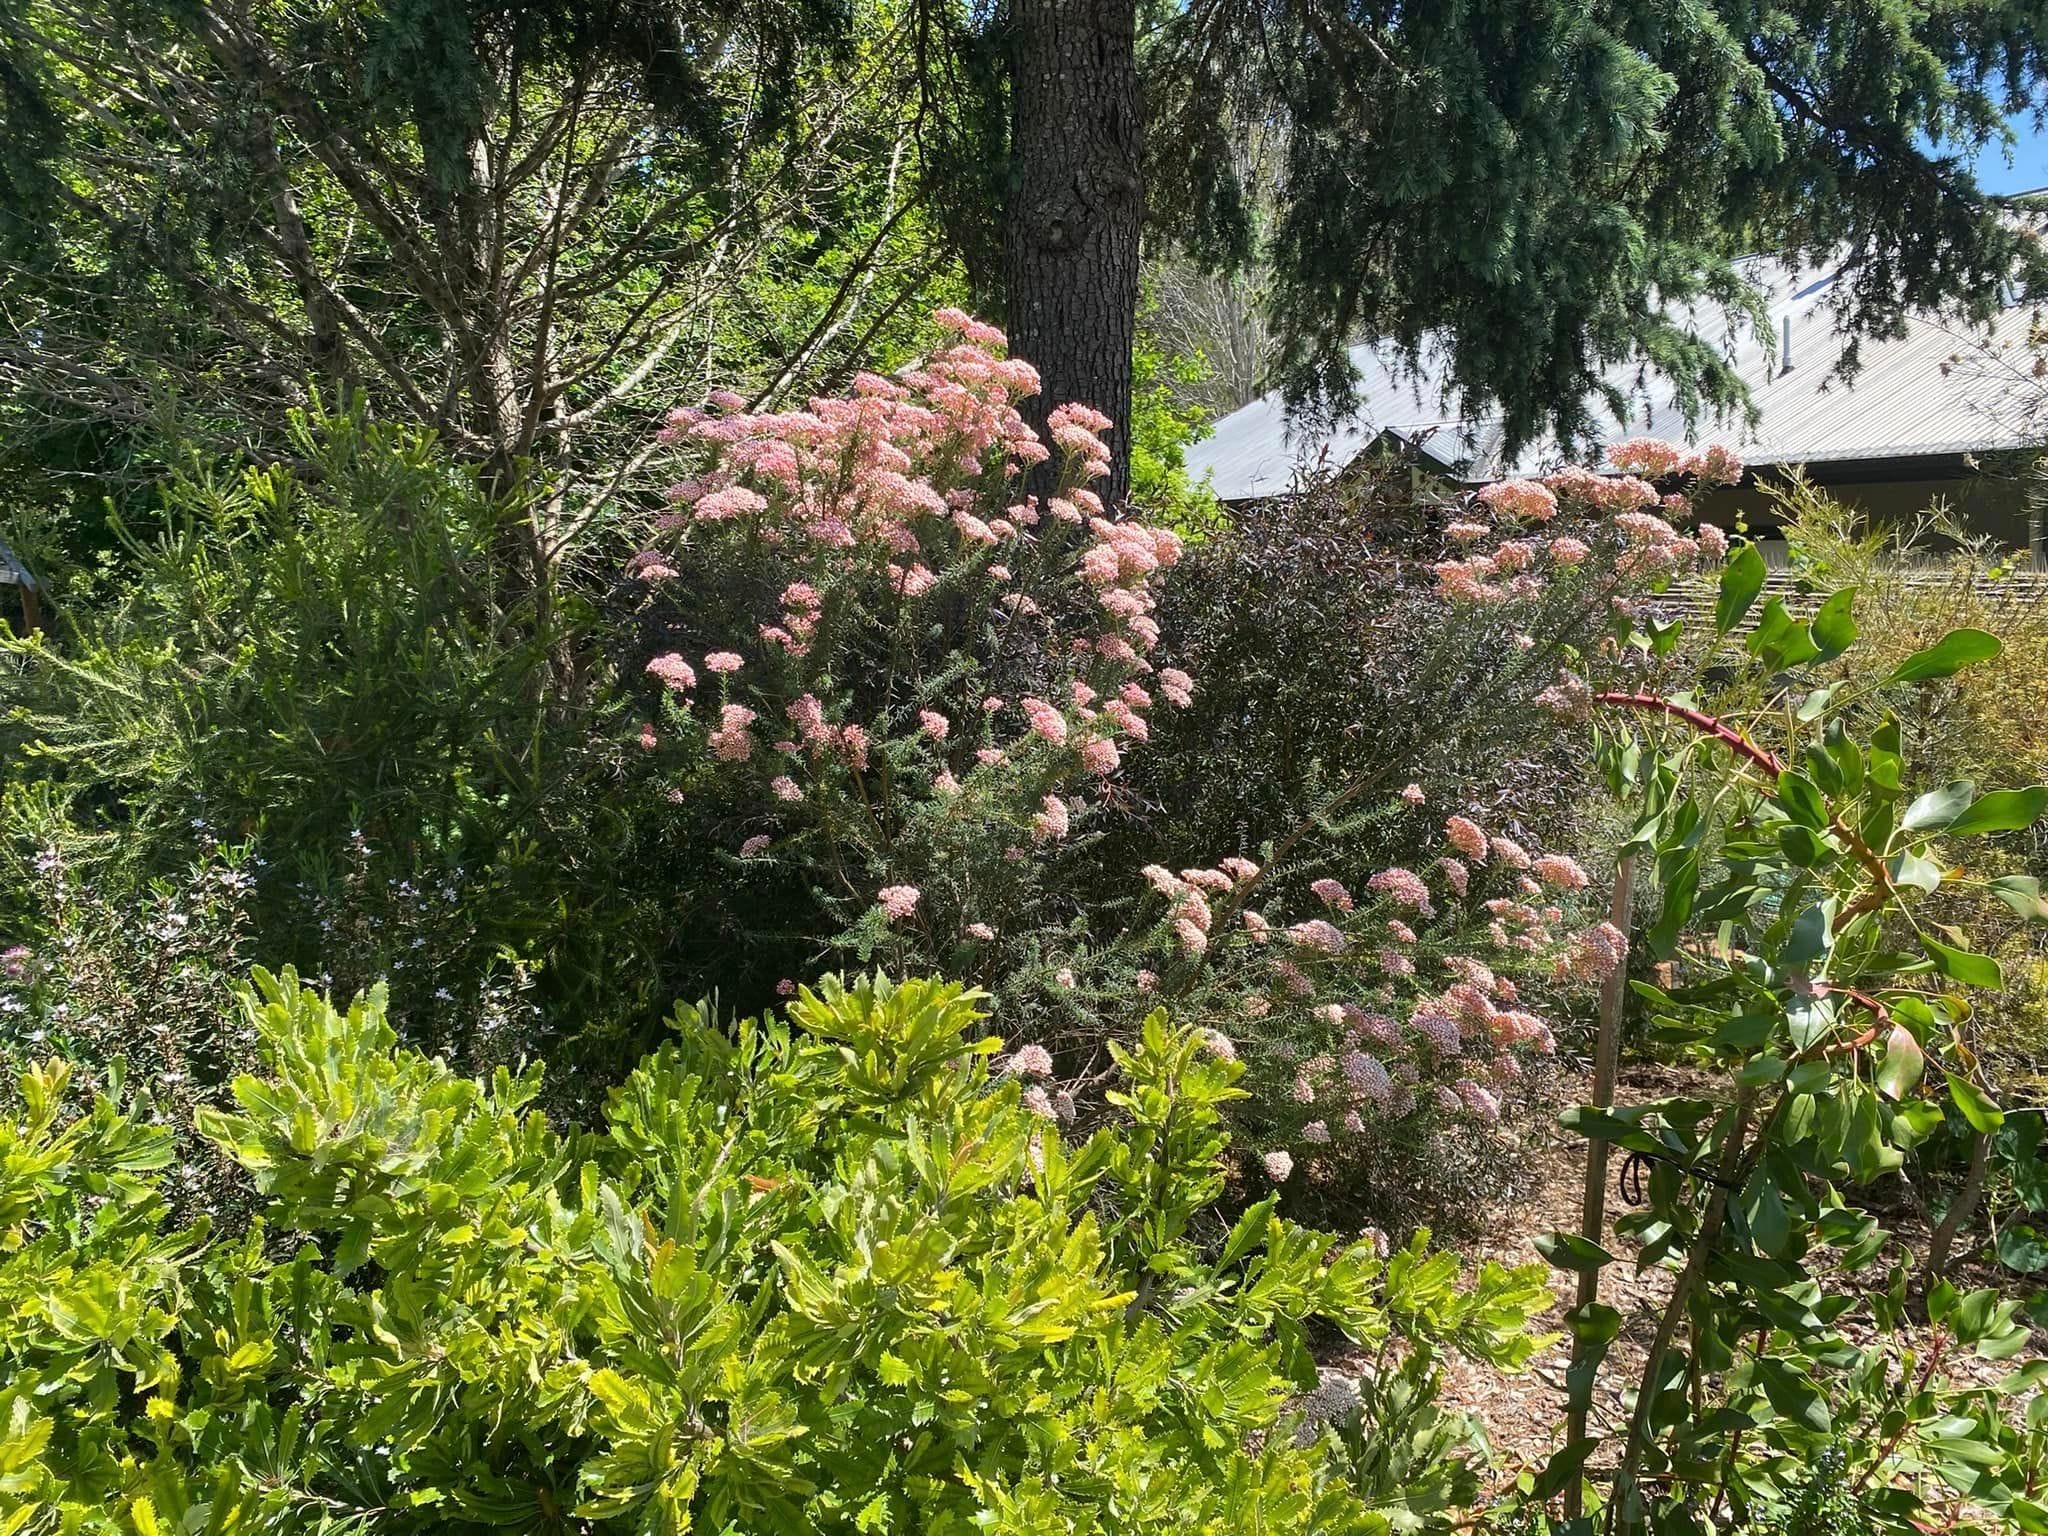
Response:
1003,0,1141,505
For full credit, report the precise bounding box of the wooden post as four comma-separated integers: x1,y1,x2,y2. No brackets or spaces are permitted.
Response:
1561,852,1635,1522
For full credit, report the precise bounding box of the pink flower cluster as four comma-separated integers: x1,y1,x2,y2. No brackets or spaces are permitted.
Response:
1607,436,1744,488
1310,877,1353,912
646,653,696,693
1558,920,1628,981
1194,808,1621,1163
645,311,1203,925
1444,816,1489,862
1032,794,1071,843
708,704,757,761
1367,867,1435,917
1476,478,1558,523
877,885,922,921
661,319,1046,550
1605,438,1688,478
1436,439,1741,604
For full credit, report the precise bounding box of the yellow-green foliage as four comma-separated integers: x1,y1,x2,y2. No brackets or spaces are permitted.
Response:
1775,483,2048,1083
0,970,1552,1536
1778,481,2048,785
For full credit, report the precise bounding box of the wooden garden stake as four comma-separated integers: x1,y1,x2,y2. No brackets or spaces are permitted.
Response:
1561,852,1633,1522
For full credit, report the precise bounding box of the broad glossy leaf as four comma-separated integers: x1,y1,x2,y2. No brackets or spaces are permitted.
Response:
1844,1087,1901,1181
1950,1074,2006,1133
1887,627,2002,683
1992,874,2048,922
1529,1439,1597,1503
1753,1356,1832,1432
1749,598,1820,669
1715,1013,1777,1052
1808,588,1856,661
1562,1302,1623,1415
1741,1169,1791,1258
1776,823,1827,867
1998,1223,2048,1276
1775,770,1828,830
1890,1098,1945,1150
1947,785,2048,837
1921,934,2002,988
1784,901,1832,970
1902,780,1976,831
1876,1025,1924,1100
1534,1231,1617,1273
1715,542,1766,634
1890,848,1943,894
1797,684,1840,722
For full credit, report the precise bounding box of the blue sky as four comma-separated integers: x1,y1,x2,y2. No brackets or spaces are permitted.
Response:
1963,116,2048,193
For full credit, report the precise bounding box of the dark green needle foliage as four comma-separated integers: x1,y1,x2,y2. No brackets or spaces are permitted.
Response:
1143,0,2048,453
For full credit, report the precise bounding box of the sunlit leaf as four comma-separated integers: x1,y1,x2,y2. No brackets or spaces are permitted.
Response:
1887,628,2002,684
1947,786,2048,837
1715,542,1766,635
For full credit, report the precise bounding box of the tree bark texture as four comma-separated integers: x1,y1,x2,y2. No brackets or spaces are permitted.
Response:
1003,0,1141,505
1923,1128,1991,1293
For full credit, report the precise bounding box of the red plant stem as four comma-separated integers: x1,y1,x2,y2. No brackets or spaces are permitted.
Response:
1595,691,1897,930
1851,1329,1950,1496
1594,691,1785,776
1813,983,1891,1030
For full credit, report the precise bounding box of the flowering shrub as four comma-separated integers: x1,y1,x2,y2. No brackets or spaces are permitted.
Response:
1430,440,1736,605
628,327,1774,1216
1113,815,1616,1197
628,307,1194,996
1072,442,1745,1205
0,968,1554,1535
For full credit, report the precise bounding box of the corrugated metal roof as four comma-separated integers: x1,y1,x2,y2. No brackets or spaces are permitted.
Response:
0,538,35,590
1184,260,2047,500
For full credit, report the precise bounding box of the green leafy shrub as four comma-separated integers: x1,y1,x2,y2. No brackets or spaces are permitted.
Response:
0,403,664,1070
1738,487,2048,1287
1,968,1552,1535
0,838,259,1224
1517,556,2048,1533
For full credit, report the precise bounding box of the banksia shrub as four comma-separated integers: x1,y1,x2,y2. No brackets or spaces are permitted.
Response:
626,308,1196,999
